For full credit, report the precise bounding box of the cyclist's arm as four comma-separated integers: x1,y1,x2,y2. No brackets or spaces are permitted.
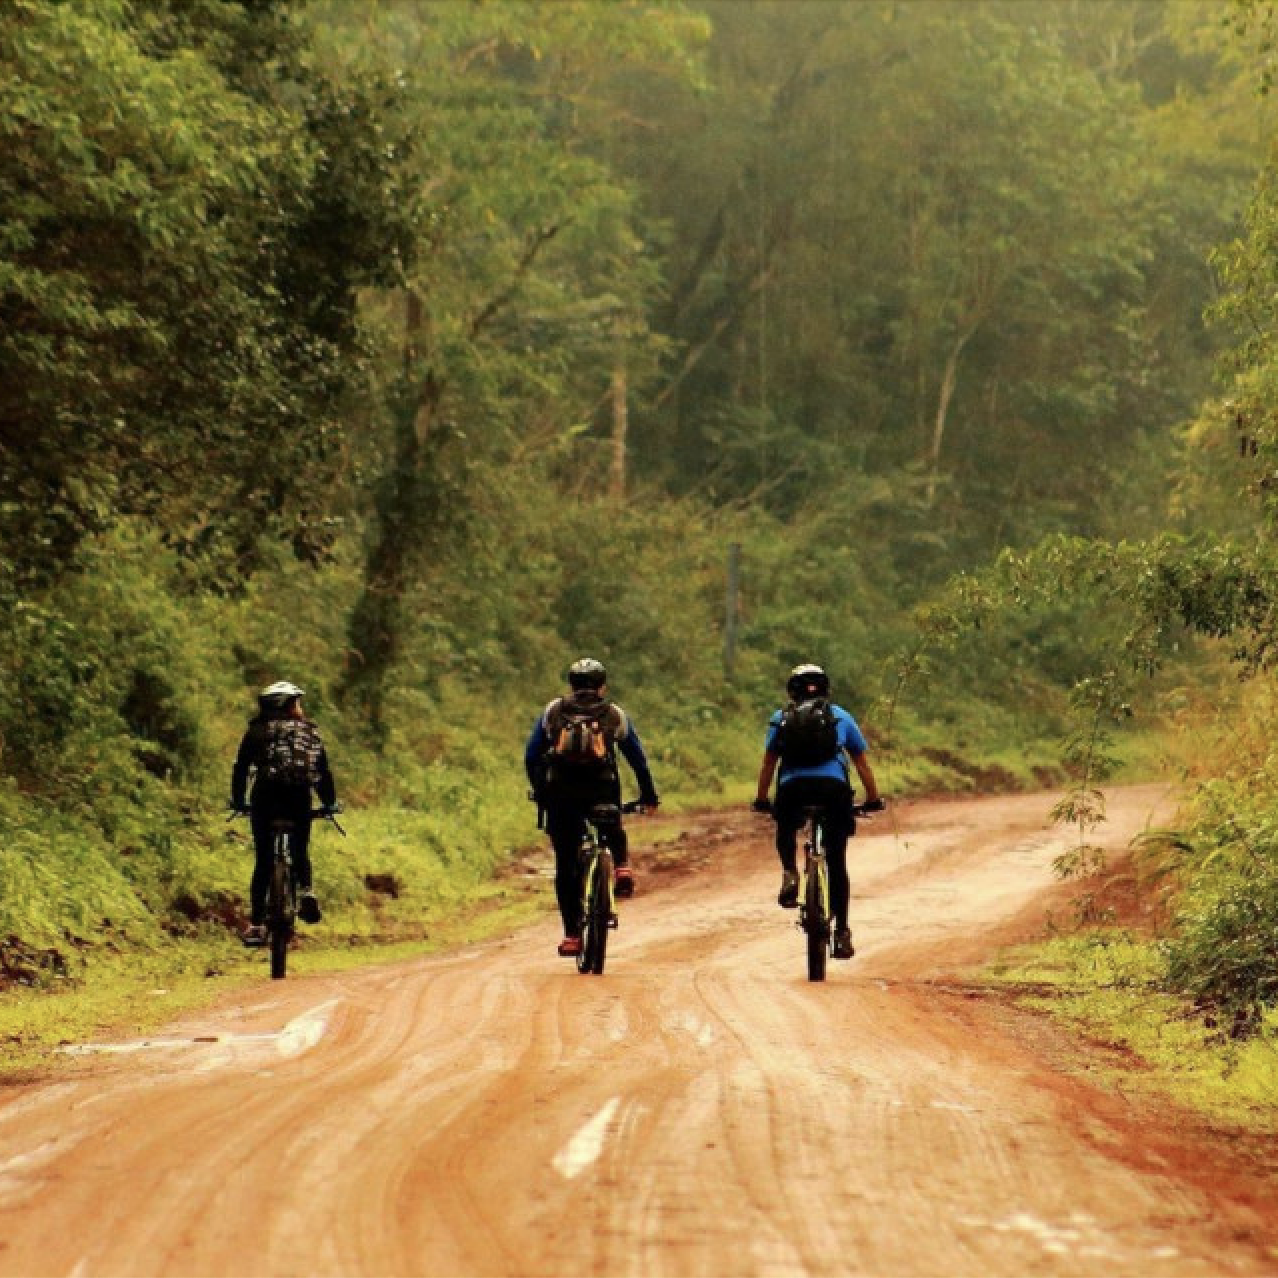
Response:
755,750,779,803
314,746,337,808
849,749,880,804
524,717,550,787
617,728,658,804
230,731,254,809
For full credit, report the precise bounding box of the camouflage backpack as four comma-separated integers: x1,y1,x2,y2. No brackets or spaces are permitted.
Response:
258,718,324,787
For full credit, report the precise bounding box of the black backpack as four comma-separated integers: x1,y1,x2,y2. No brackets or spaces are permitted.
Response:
775,698,839,766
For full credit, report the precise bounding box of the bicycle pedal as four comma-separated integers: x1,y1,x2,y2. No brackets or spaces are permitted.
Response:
608,914,619,929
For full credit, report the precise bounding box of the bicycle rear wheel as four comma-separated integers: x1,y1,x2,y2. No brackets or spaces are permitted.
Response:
576,850,597,974
578,850,613,975
805,860,828,983
267,839,294,980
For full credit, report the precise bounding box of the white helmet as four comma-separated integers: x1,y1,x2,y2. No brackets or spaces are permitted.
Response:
258,680,304,711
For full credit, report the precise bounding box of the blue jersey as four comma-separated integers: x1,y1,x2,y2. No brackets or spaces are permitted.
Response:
765,702,867,787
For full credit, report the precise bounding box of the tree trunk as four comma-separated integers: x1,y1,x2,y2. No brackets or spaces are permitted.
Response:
926,326,975,507
609,365,628,500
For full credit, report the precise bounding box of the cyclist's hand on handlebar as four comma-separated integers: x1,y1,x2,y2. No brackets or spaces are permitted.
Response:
639,793,659,812
227,801,250,818
751,797,773,815
855,797,887,816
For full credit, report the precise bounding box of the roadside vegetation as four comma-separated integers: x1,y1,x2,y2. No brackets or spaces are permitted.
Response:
4,0,1278,1108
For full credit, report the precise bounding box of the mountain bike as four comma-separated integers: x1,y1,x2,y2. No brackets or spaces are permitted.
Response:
797,801,877,983
230,806,345,979
576,798,644,976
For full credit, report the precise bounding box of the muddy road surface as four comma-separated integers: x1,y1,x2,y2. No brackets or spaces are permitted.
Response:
0,785,1275,1277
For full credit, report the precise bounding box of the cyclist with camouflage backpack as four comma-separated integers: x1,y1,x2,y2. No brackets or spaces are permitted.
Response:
752,664,884,960
524,658,659,958
230,681,339,945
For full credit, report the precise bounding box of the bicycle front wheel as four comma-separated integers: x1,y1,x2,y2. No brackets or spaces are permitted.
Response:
805,860,828,983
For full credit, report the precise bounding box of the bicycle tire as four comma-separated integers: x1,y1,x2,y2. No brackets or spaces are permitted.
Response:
589,850,614,975
267,835,294,981
805,858,828,983
576,848,598,974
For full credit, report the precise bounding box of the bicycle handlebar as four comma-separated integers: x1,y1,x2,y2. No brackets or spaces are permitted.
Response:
752,798,886,821
226,804,347,836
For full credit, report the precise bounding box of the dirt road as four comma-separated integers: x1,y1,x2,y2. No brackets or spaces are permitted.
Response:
0,786,1275,1277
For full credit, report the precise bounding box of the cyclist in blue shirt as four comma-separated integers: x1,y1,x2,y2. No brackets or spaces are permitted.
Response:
752,663,883,959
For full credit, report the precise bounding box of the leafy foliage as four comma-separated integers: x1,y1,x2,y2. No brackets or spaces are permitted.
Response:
0,0,415,585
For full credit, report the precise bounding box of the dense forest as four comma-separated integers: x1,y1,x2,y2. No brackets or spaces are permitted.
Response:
4,0,1278,1032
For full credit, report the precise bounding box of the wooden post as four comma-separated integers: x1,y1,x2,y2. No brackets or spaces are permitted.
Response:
724,541,742,680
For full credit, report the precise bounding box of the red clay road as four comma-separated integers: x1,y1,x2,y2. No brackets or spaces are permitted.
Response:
0,785,1275,1277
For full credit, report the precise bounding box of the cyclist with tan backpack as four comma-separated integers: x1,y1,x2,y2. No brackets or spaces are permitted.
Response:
524,658,659,957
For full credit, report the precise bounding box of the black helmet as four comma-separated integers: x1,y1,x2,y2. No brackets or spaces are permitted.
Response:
786,663,829,701
568,657,607,691
258,680,304,712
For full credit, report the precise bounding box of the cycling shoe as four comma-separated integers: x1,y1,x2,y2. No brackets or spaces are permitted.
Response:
778,871,799,909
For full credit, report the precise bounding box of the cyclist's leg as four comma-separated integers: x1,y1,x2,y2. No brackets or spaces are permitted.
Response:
290,804,315,893
598,813,628,866
595,776,628,868
545,798,587,936
597,808,634,898
772,781,806,872
816,778,853,928
772,780,809,908
248,807,274,925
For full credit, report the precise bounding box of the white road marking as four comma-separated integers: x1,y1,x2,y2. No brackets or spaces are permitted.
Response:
275,1001,336,1057
56,1000,339,1064
929,1098,980,1114
552,1097,621,1180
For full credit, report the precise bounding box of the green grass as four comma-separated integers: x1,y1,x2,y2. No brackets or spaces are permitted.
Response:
988,933,1278,1132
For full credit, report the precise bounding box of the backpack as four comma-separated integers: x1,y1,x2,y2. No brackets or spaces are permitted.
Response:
775,698,839,766
547,699,613,773
258,718,324,787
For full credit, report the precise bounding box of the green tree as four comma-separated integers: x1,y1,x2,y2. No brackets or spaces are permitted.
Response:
0,0,414,585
